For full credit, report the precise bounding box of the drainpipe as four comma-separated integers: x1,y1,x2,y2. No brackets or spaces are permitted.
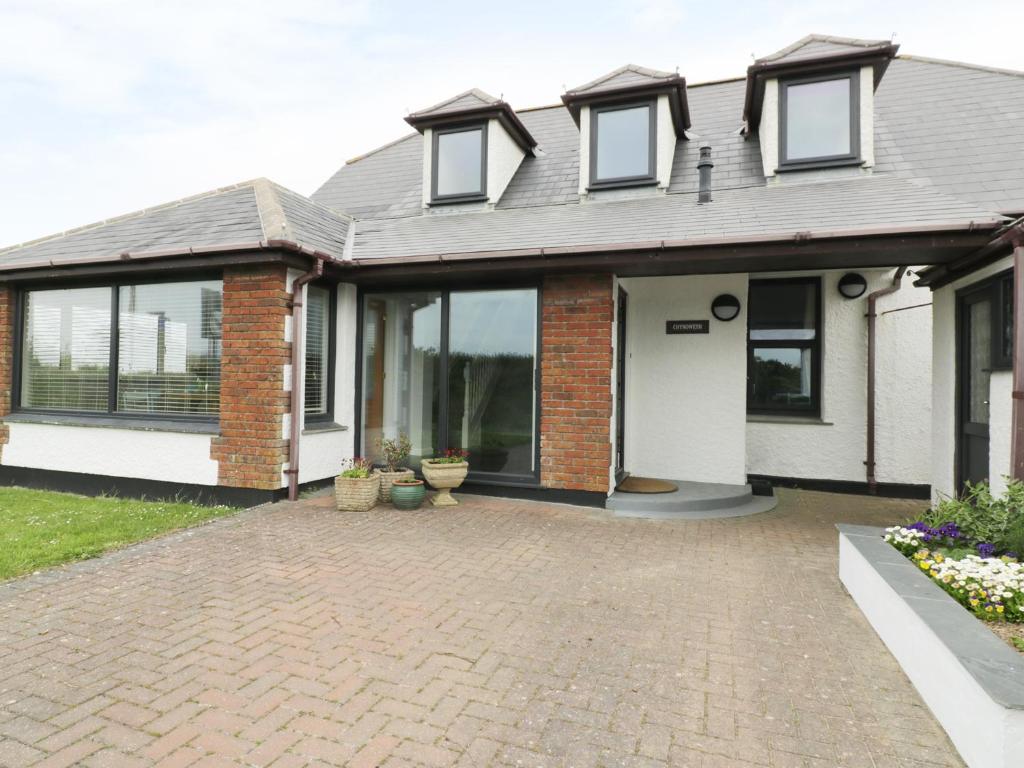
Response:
286,257,325,501
1012,244,1024,481
865,266,907,494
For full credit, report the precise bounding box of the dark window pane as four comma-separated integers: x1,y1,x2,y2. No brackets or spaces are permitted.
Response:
750,347,814,410
596,105,650,180
1002,275,1013,365
436,128,483,197
304,286,330,416
21,287,111,412
749,281,817,340
447,289,537,477
968,299,992,425
361,292,442,470
117,280,222,416
785,77,851,160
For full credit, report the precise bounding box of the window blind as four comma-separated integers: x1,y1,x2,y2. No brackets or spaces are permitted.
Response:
304,286,330,417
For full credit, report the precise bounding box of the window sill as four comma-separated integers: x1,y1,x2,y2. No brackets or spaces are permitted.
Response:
427,194,488,206
775,157,864,173
587,178,658,192
302,422,348,435
4,411,220,434
747,414,832,426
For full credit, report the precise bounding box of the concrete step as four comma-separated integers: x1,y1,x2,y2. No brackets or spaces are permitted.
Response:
607,480,778,520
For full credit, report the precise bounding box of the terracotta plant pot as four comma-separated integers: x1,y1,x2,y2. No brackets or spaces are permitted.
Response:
420,460,469,506
334,474,380,512
374,468,415,502
391,479,426,510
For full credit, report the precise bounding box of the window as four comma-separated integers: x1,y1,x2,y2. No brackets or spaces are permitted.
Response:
590,101,655,186
360,287,538,481
747,278,821,415
18,279,222,418
304,285,333,421
994,272,1014,370
432,124,486,201
780,71,859,167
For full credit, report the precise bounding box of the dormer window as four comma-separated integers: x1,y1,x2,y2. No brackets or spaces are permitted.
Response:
590,101,656,187
779,72,859,168
432,124,487,202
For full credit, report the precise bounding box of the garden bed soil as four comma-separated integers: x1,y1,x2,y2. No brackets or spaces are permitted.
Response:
988,621,1024,654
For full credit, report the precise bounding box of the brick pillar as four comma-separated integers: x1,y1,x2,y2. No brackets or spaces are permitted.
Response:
210,264,291,490
540,274,614,493
0,285,13,460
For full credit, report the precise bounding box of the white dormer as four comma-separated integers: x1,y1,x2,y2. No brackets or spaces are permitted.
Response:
405,89,536,209
742,35,899,180
561,65,690,196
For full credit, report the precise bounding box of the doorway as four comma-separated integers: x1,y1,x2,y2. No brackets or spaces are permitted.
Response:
958,286,993,488
614,287,628,484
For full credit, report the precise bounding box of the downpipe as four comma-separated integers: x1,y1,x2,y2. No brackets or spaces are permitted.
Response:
866,266,907,494
286,257,325,501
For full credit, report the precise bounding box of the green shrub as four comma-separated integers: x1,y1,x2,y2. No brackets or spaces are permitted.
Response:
920,479,1024,545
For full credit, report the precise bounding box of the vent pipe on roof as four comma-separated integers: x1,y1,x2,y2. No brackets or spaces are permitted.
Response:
697,144,713,204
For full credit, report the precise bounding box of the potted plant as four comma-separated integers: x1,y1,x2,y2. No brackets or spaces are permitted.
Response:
334,457,379,512
374,433,414,502
391,478,427,510
421,449,470,507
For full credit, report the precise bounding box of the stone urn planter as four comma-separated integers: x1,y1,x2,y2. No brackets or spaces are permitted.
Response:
374,468,414,502
391,479,426,510
334,474,380,512
421,459,469,507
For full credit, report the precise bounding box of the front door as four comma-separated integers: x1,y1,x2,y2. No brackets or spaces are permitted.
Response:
614,288,628,482
958,287,993,488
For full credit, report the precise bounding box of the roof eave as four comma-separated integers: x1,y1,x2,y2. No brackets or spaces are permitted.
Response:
560,76,691,136
404,103,537,154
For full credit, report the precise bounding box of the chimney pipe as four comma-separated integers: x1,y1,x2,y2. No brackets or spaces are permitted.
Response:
697,144,713,204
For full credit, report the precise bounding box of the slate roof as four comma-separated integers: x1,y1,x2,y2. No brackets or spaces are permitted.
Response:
756,34,894,64
406,88,501,120
0,179,351,269
564,64,680,96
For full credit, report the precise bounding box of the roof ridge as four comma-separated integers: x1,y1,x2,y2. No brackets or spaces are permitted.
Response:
265,180,355,223
343,131,419,165
566,63,678,94
896,53,1024,78
757,33,892,63
0,179,267,255
409,87,499,117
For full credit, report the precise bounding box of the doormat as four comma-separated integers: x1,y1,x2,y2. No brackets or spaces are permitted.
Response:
616,477,678,494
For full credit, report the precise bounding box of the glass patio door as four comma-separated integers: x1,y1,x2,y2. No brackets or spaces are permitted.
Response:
361,287,538,482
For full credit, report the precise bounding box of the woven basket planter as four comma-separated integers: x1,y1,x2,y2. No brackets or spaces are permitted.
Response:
334,474,380,512
374,468,415,502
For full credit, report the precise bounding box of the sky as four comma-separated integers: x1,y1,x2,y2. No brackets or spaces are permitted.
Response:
1,0,1021,247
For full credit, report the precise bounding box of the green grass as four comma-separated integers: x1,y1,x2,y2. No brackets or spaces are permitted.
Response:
0,487,239,580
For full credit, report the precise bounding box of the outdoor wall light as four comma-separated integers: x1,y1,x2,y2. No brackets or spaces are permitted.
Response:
838,272,868,299
711,293,741,321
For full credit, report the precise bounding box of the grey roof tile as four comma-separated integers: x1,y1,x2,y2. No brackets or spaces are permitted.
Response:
757,34,893,64
565,64,679,96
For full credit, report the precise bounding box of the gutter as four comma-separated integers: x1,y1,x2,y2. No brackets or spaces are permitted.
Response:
865,266,907,494
285,256,327,502
915,216,1024,289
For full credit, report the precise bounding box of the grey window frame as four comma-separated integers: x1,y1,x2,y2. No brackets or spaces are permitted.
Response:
430,122,488,204
778,70,861,170
588,99,657,189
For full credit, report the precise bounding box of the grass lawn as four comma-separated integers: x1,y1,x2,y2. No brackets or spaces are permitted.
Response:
0,487,239,580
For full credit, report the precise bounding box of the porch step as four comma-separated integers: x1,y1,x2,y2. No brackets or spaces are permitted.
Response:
607,480,778,520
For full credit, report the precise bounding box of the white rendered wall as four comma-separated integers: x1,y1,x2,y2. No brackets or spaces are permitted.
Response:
747,269,932,486
619,274,748,485
932,256,1015,501
608,276,621,494
486,118,525,205
3,423,218,485
421,127,433,208
859,64,875,168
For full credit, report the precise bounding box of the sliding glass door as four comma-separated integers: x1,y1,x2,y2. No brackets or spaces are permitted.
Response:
360,287,538,482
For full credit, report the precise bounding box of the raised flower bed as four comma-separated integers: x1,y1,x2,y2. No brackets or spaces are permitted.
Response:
839,480,1024,768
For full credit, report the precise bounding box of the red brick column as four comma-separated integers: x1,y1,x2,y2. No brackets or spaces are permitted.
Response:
540,274,614,493
0,285,13,459
210,264,291,490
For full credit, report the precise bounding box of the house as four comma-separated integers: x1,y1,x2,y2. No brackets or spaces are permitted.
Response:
0,35,1020,509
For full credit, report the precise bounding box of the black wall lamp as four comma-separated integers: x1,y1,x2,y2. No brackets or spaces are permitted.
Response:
838,273,868,299
711,293,741,321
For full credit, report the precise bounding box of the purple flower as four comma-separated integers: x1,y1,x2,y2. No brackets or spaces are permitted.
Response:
978,542,996,558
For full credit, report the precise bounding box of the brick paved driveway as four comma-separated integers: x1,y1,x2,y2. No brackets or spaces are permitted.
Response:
0,490,963,767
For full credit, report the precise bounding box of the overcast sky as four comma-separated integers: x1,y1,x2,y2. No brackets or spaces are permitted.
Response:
1,0,1021,247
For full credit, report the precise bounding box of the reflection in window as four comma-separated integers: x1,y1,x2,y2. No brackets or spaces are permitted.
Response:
447,289,537,476
361,292,442,469
783,76,854,163
747,279,820,414
21,288,111,412
305,286,330,418
434,126,484,198
593,103,652,183
117,281,222,416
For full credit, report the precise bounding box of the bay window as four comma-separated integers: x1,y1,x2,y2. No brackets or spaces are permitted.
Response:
747,278,821,415
18,278,223,419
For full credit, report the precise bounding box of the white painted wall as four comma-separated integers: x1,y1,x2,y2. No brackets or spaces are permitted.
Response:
3,423,219,485
608,276,621,494
619,274,748,485
858,64,875,168
747,269,932,486
931,255,1015,501
486,118,525,205
420,127,433,208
